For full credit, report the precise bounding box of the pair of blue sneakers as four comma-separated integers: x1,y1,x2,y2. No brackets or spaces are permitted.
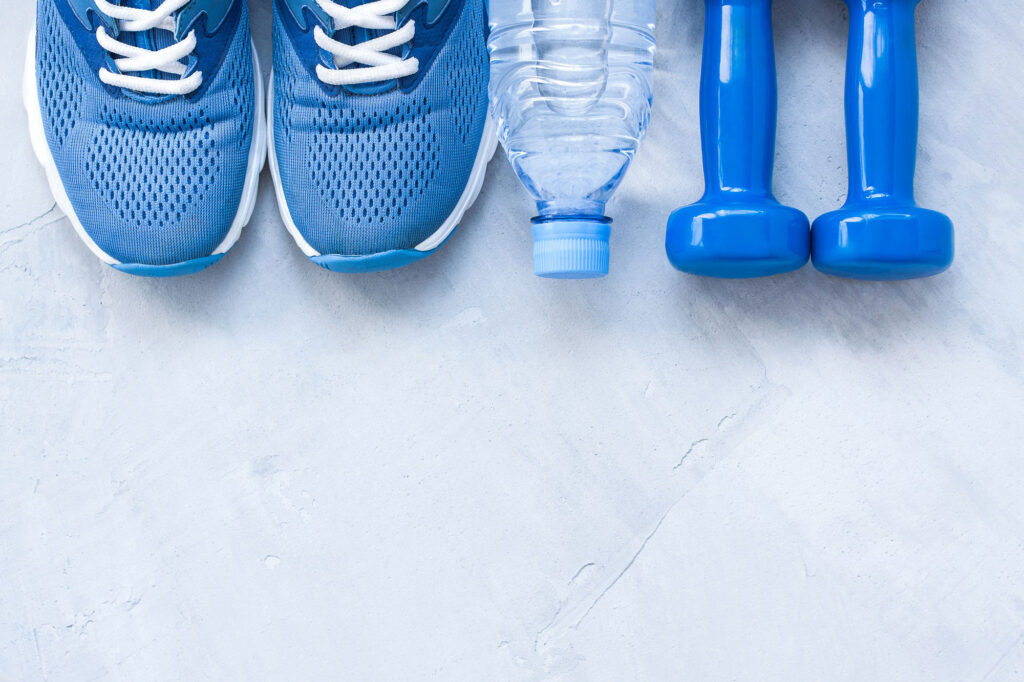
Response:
25,0,494,277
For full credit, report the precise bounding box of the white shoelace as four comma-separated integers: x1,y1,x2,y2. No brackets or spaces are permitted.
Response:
313,0,419,86
95,0,202,96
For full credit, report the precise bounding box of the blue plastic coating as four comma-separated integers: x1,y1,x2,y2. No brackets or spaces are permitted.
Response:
666,0,809,279
811,0,954,281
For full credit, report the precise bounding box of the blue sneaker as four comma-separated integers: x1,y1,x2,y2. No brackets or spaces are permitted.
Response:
24,0,266,277
269,0,496,273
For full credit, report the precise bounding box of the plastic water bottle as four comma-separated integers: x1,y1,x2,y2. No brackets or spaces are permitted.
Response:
488,0,656,279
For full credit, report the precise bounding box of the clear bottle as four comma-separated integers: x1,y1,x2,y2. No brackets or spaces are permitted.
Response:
488,0,656,279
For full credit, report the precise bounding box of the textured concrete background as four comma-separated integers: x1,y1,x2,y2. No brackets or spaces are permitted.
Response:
2,1,1023,680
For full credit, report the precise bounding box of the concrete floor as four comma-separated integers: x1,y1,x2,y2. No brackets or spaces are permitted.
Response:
2,1,1023,680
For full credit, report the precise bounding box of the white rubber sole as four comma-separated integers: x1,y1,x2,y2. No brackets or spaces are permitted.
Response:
22,28,268,268
267,71,499,260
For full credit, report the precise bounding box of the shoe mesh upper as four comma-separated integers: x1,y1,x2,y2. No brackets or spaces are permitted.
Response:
272,0,489,256
38,0,86,149
308,96,441,226
35,0,255,266
84,106,223,234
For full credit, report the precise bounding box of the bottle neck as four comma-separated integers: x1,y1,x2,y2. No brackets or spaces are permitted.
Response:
536,199,607,222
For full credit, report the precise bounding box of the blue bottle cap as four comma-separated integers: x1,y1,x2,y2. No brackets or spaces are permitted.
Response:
531,218,611,279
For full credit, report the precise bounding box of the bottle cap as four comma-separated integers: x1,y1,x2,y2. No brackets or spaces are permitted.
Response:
531,218,611,279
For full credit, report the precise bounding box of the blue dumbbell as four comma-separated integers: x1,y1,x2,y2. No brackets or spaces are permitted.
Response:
812,0,954,280
666,0,809,279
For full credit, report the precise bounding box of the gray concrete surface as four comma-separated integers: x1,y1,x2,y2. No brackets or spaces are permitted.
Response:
2,1,1023,680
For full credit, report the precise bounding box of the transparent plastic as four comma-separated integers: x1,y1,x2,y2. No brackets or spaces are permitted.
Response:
488,0,656,278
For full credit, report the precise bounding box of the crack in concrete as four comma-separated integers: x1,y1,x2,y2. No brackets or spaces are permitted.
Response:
571,504,674,630
568,562,595,586
1,203,59,235
0,203,64,257
33,627,46,680
532,381,790,660
674,437,708,470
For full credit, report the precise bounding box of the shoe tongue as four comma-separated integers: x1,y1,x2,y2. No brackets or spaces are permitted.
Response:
329,0,403,68
334,0,377,38
111,0,183,83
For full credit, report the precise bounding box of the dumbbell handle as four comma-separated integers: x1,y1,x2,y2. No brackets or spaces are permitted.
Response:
700,0,778,198
843,0,920,205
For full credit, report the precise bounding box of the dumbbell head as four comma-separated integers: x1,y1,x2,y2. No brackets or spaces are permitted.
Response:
665,0,809,279
812,206,953,281
666,199,810,279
